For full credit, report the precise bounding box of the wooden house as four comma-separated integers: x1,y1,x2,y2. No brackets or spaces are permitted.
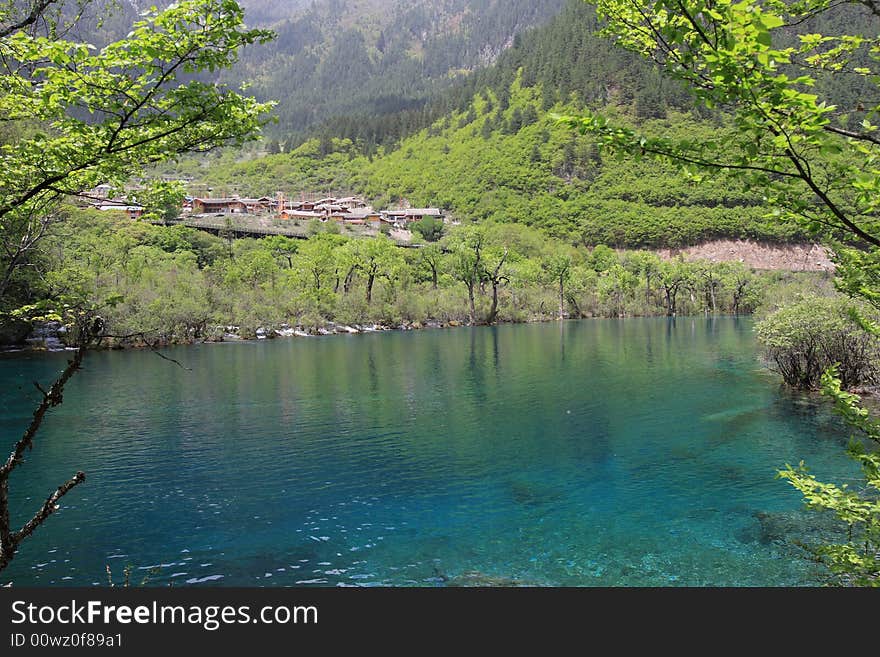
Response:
279,209,323,221
380,208,443,227
192,197,246,214
95,202,145,220
341,211,381,225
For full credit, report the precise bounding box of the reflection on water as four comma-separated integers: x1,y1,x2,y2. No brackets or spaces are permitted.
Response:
0,318,855,586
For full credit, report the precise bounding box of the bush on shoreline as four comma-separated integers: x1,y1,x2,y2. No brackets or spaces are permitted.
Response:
755,296,880,390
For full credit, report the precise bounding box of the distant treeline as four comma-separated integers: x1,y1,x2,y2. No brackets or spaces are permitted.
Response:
17,208,825,346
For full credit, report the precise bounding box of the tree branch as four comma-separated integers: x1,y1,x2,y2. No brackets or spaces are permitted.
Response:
823,124,880,146
784,147,880,247
102,332,192,370
0,338,89,573
0,345,85,480
0,0,64,39
13,471,86,545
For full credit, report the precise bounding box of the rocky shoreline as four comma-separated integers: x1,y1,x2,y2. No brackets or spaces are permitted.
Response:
1,317,524,353
2,311,763,354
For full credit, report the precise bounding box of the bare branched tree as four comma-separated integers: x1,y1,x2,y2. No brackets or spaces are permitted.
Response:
0,315,102,573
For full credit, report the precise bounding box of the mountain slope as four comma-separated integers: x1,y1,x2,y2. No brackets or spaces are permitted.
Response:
226,0,568,141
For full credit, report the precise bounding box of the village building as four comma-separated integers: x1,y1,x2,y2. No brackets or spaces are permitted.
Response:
187,190,444,230
380,208,444,228
191,196,275,214
314,203,348,215
287,200,317,211
337,197,368,209
192,197,245,214
339,210,381,225
279,209,324,220
90,183,113,199
276,194,382,224
94,201,145,220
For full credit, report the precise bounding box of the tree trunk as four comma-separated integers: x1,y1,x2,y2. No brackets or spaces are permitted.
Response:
343,267,356,294
467,282,476,325
431,265,438,290
487,282,500,324
733,283,746,315
664,286,677,316
366,274,375,303
558,278,565,320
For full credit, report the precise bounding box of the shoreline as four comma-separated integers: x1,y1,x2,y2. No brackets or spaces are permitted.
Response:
1,312,752,355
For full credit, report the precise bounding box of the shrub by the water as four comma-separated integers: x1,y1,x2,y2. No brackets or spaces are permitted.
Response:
755,297,880,390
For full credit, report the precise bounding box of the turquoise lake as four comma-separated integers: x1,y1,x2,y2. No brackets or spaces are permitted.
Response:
0,318,858,586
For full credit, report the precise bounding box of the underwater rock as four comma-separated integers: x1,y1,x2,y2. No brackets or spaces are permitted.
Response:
445,571,530,587
703,405,766,422
507,479,563,507
746,509,846,547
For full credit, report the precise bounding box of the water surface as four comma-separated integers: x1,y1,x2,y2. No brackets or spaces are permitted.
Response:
0,318,856,586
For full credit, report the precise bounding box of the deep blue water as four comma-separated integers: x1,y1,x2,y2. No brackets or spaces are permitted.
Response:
0,318,857,586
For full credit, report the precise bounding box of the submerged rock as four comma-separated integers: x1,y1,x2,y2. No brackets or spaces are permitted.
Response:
507,478,563,507
446,571,531,587
739,509,846,548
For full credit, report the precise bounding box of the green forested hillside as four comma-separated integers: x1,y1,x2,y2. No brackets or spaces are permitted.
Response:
226,0,568,143
274,0,690,151
34,0,568,146
190,110,803,247
179,81,805,247
351,84,795,246
148,0,880,248
154,0,799,247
